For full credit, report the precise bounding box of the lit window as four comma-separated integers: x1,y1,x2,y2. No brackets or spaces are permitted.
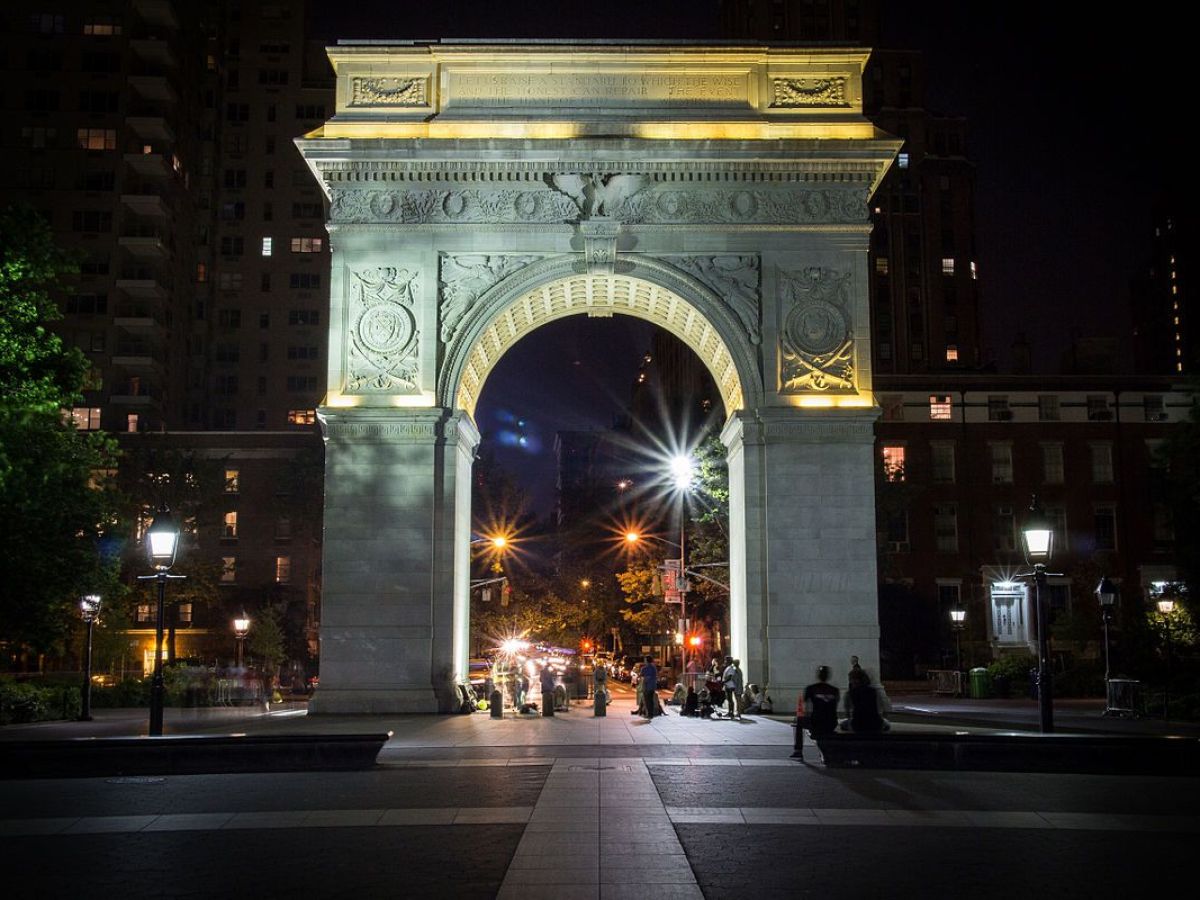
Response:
290,237,323,253
945,345,958,362
127,413,139,433
223,511,238,539
137,604,153,623
287,409,316,425
83,17,122,35
197,263,207,283
178,603,193,624
875,258,889,275
224,468,240,493
898,152,909,169
881,445,906,481
970,261,978,280
929,395,953,420
77,128,116,150
71,407,102,430
275,555,292,584
941,258,955,276
261,237,273,256
221,557,237,583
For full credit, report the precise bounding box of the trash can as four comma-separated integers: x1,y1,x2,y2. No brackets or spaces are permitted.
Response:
968,667,991,699
1105,678,1140,718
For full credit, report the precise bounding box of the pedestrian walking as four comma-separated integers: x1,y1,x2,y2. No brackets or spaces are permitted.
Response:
722,656,744,720
640,656,658,719
793,665,840,760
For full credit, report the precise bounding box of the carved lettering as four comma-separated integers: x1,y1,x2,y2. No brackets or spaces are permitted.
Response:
447,71,748,107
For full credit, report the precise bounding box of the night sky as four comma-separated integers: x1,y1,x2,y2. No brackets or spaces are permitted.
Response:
311,1,1188,514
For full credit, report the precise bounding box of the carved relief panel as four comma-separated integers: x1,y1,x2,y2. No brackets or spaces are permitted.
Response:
345,267,421,394
778,266,856,393
438,254,541,345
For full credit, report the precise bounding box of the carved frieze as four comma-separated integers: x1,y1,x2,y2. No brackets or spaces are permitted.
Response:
330,188,579,225
581,219,621,275
346,267,420,394
349,76,429,107
329,183,867,226
618,187,867,225
779,267,855,393
439,254,540,343
770,77,849,108
671,256,762,346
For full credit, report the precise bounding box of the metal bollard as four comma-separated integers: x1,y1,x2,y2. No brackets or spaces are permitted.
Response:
490,689,503,719
594,690,606,717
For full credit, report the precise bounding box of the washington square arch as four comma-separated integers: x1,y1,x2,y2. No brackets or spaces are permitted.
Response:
296,42,900,714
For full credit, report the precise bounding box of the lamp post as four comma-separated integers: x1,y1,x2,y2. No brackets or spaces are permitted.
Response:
138,507,183,736
79,594,102,721
1021,496,1055,734
1157,596,1175,721
949,607,966,693
1095,577,1117,701
233,612,251,668
669,455,696,680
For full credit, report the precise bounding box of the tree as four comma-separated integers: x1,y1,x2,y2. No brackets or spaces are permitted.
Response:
246,605,286,680
0,205,124,658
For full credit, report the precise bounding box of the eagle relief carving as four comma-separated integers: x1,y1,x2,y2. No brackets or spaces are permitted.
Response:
545,173,652,219
779,267,855,393
346,267,420,394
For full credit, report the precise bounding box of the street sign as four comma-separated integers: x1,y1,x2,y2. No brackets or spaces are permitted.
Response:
663,559,684,603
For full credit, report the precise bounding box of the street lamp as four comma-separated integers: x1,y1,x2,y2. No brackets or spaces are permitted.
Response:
1095,577,1117,694
1157,595,1175,721
138,507,184,736
667,454,698,678
949,607,966,689
79,594,102,721
233,612,251,668
1021,495,1055,734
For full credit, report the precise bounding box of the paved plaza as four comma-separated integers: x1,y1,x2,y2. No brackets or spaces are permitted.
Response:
3,689,1198,898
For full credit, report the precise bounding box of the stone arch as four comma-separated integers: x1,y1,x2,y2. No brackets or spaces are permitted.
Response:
438,255,763,423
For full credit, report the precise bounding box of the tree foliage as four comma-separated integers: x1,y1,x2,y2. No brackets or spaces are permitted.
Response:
0,205,124,656
1162,382,1200,619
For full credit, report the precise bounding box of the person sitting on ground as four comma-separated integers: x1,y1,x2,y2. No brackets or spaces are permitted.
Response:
742,683,762,714
758,685,774,714
682,685,700,717
669,681,687,706
840,668,885,733
698,687,714,719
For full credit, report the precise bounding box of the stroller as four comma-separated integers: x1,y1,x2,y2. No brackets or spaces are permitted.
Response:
705,674,727,717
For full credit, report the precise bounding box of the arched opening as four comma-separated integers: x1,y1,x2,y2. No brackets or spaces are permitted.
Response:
446,270,755,692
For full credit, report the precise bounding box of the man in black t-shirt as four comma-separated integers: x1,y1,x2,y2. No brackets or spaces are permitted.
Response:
792,666,840,760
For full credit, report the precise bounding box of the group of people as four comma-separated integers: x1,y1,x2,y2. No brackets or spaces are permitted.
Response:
792,655,892,759
648,656,768,721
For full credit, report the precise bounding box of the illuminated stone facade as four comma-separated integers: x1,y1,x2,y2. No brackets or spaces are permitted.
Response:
298,43,899,713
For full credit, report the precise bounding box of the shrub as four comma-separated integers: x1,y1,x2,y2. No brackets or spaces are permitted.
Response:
0,679,81,725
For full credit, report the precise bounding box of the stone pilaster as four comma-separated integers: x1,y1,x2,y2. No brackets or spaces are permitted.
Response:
724,407,881,714
311,407,478,714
